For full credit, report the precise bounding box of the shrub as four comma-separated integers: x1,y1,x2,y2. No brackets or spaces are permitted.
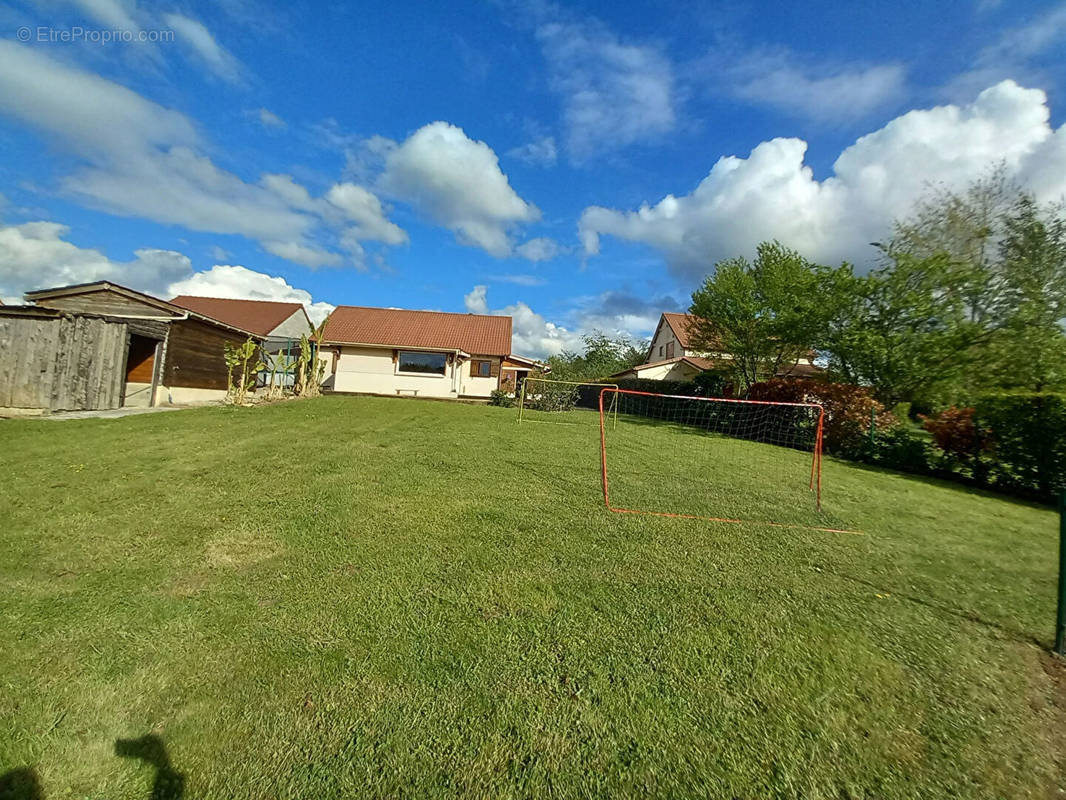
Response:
746,378,896,456
862,425,933,473
524,379,579,412
974,393,1066,498
489,389,513,408
612,378,700,396
691,369,734,397
921,407,979,462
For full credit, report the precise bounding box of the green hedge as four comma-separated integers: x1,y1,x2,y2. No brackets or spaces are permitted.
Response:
974,393,1066,498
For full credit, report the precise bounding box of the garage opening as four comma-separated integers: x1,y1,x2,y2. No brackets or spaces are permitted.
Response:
124,334,158,407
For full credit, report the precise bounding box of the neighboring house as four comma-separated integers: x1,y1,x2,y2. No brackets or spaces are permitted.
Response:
611,312,822,381
318,305,536,400
19,281,263,409
170,295,313,388
611,355,720,382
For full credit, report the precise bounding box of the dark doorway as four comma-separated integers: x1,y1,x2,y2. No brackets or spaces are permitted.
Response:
123,334,159,407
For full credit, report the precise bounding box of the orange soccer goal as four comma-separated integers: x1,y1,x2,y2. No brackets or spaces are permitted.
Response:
597,388,854,533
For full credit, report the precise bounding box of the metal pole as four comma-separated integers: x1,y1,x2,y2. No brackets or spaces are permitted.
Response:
869,406,876,447
518,379,527,424
1056,491,1066,655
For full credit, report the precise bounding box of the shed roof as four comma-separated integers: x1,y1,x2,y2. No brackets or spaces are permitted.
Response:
170,295,309,337
320,306,512,356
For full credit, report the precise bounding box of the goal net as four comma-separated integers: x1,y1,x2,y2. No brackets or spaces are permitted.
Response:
518,377,619,428
598,388,849,531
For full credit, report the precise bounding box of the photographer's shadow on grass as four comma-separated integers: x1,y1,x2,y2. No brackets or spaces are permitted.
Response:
115,734,185,800
0,767,43,800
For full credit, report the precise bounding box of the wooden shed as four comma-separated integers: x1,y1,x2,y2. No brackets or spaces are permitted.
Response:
0,306,129,413
0,281,264,413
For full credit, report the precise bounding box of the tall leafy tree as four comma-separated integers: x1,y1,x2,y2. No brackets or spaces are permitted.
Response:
984,196,1066,391
823,254,982,406
689,242,839,389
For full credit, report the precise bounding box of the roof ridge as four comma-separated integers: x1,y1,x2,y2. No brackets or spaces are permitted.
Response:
331,304,505,321
170,294,302,307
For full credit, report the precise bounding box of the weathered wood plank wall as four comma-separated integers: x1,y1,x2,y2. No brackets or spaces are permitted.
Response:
0,315,128,411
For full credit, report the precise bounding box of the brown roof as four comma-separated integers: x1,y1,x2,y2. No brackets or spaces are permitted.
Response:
320,306,512,356
777,361,825,378
662,312,699,349
170,295,308,337
611,356,720,377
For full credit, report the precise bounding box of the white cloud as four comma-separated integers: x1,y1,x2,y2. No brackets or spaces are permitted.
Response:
262,241,343,268
465,284,583,358
325,183,408,245
378,121,539,257
488,274,547,287
163,12,244,84
515,236,562,262
167,265,334,324
579,80,1066,282
507,136,558,167
259,173,317,210
258,108,286,129
463,284,490,314
0,42,403,271
67,0,141,32
0,220,190,298
946,4,1066,99
726,53,906,122
462,285,670,359
50,0,243,83
536,19,675,161
0,219,333,324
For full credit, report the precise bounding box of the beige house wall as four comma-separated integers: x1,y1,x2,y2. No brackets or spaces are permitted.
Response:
326,346,503,398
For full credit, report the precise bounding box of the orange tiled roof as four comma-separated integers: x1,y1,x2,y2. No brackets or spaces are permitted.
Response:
170,296,307,337
612,356,721,377
661,312,699,349
320,306,512,356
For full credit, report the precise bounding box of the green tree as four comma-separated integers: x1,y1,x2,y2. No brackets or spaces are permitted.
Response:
547,332,649,382
884,171,1066,397
689,242,839,389
983,196,1066,391
823,253,982,407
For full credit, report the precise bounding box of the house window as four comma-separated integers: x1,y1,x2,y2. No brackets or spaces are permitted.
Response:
666,341,674,358
471,359,491,378
658,345,663,357
397,351,448,375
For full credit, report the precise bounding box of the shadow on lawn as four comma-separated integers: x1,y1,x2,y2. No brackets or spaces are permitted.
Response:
0,736,184,800
826,568,1046,649
115,734,185,800
0,767,43,800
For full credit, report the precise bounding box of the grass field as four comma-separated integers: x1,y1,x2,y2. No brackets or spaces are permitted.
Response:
2,395,1064,798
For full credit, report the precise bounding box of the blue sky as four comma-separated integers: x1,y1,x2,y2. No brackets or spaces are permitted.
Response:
1,0,1065,356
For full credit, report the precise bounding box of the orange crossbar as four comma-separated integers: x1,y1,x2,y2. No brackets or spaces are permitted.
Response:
597,387,861,536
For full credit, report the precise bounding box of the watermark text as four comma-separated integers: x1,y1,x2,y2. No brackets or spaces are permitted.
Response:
16,26,175,44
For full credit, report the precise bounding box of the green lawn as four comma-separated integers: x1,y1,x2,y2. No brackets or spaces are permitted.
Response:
1,396,1064,798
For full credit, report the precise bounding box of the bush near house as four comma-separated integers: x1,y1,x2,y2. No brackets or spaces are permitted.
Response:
746,378,898,456
918,394,1066,500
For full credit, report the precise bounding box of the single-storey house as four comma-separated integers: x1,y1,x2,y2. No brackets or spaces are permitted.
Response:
611,312,823,381
318,305,538,400
15,281,264,410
